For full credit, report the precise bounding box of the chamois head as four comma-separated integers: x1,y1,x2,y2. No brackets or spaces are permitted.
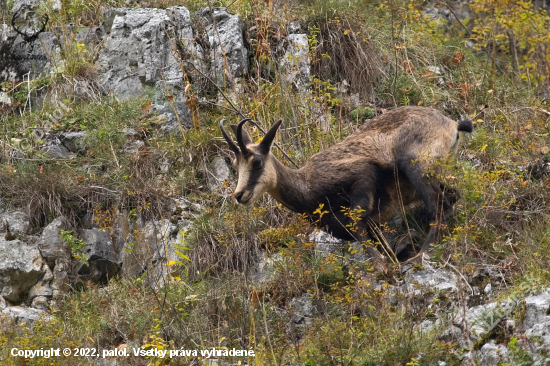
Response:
220,118,282,205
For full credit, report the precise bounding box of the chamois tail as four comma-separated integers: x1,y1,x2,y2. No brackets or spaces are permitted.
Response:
457,119,473,133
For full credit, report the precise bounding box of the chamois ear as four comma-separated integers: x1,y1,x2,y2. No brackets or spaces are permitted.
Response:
220,119,240,155
230,124,253,146
259,120,282,155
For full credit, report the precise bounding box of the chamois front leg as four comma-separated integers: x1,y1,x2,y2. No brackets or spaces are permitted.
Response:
348,183,387,271
354,219,388,273
397,158,453,269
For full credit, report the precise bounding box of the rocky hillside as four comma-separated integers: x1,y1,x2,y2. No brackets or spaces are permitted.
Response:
1,0,550,365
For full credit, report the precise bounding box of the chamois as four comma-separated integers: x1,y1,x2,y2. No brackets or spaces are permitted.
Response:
220,106,473,266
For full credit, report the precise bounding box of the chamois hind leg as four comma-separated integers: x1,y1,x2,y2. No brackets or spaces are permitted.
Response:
397,158,453,266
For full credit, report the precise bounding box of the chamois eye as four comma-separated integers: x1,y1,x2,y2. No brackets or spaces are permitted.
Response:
252,157,263,169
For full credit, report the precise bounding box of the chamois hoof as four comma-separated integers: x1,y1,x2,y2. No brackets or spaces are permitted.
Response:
399,252,431,273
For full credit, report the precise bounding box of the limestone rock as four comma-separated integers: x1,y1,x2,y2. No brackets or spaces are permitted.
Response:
121,219,191,282
0,91,11,105
460,341,510,366
207,156,231,194
195,7,248,84
478,341,510,366
28,263,53,301
0,25,57,82
289,293,315,327
50,257,69,309
415,319,435,334
1,211,31,235
31,296,50,310
280,33,310,91
41,134,71,159
76,228,120,284
309,230,345,258
454,301,514,342
11,0,60,13
1,306,51,328
0,238,45,302
59,131,86,154
404,267,458,294
250,252,283,285
97,7,195,130
522,289,550,355
525,320,550,354
121,140,145,154
37,216,71,263
424,1,471,23
522,289,550,330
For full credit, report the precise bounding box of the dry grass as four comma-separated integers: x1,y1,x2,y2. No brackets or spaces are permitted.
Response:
0,162,117,229
310,16,383,103
187,197,288,278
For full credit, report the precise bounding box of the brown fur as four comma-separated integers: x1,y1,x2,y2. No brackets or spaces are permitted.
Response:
221,106,472,263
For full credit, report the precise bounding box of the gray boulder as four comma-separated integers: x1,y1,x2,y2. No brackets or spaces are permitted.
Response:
0,238,45,302
31,296,50,310
1,211,31,235
454,301,514,342
280,33,310,91
522,289,550,330
404,266,458,294
478,341,510,366
1,17,103,84
522,289,550,355
0,25,57,82
308,230,371,270
97,7,195,130
27,261,53,310
250,252,283,285
121,218,192,287
37,216,71,263
1,306,51,328
288,293,315,327
28,263,53,300
59,131,86,154
41,134,71,159
12,0,60,13
309,230,345,258
207,156,231,194
121,140,145,154
76,228,120,284
525,321,550,354
461,341,510,366
424,1,471,23
121,219,175,278
195,7,248,84
415,319,435,334
50,257,69,309
28,278,53,300
0,91,11,105
12,0,42,13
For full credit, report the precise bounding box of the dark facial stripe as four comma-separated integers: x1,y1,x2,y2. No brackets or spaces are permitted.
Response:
244,163,265,192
